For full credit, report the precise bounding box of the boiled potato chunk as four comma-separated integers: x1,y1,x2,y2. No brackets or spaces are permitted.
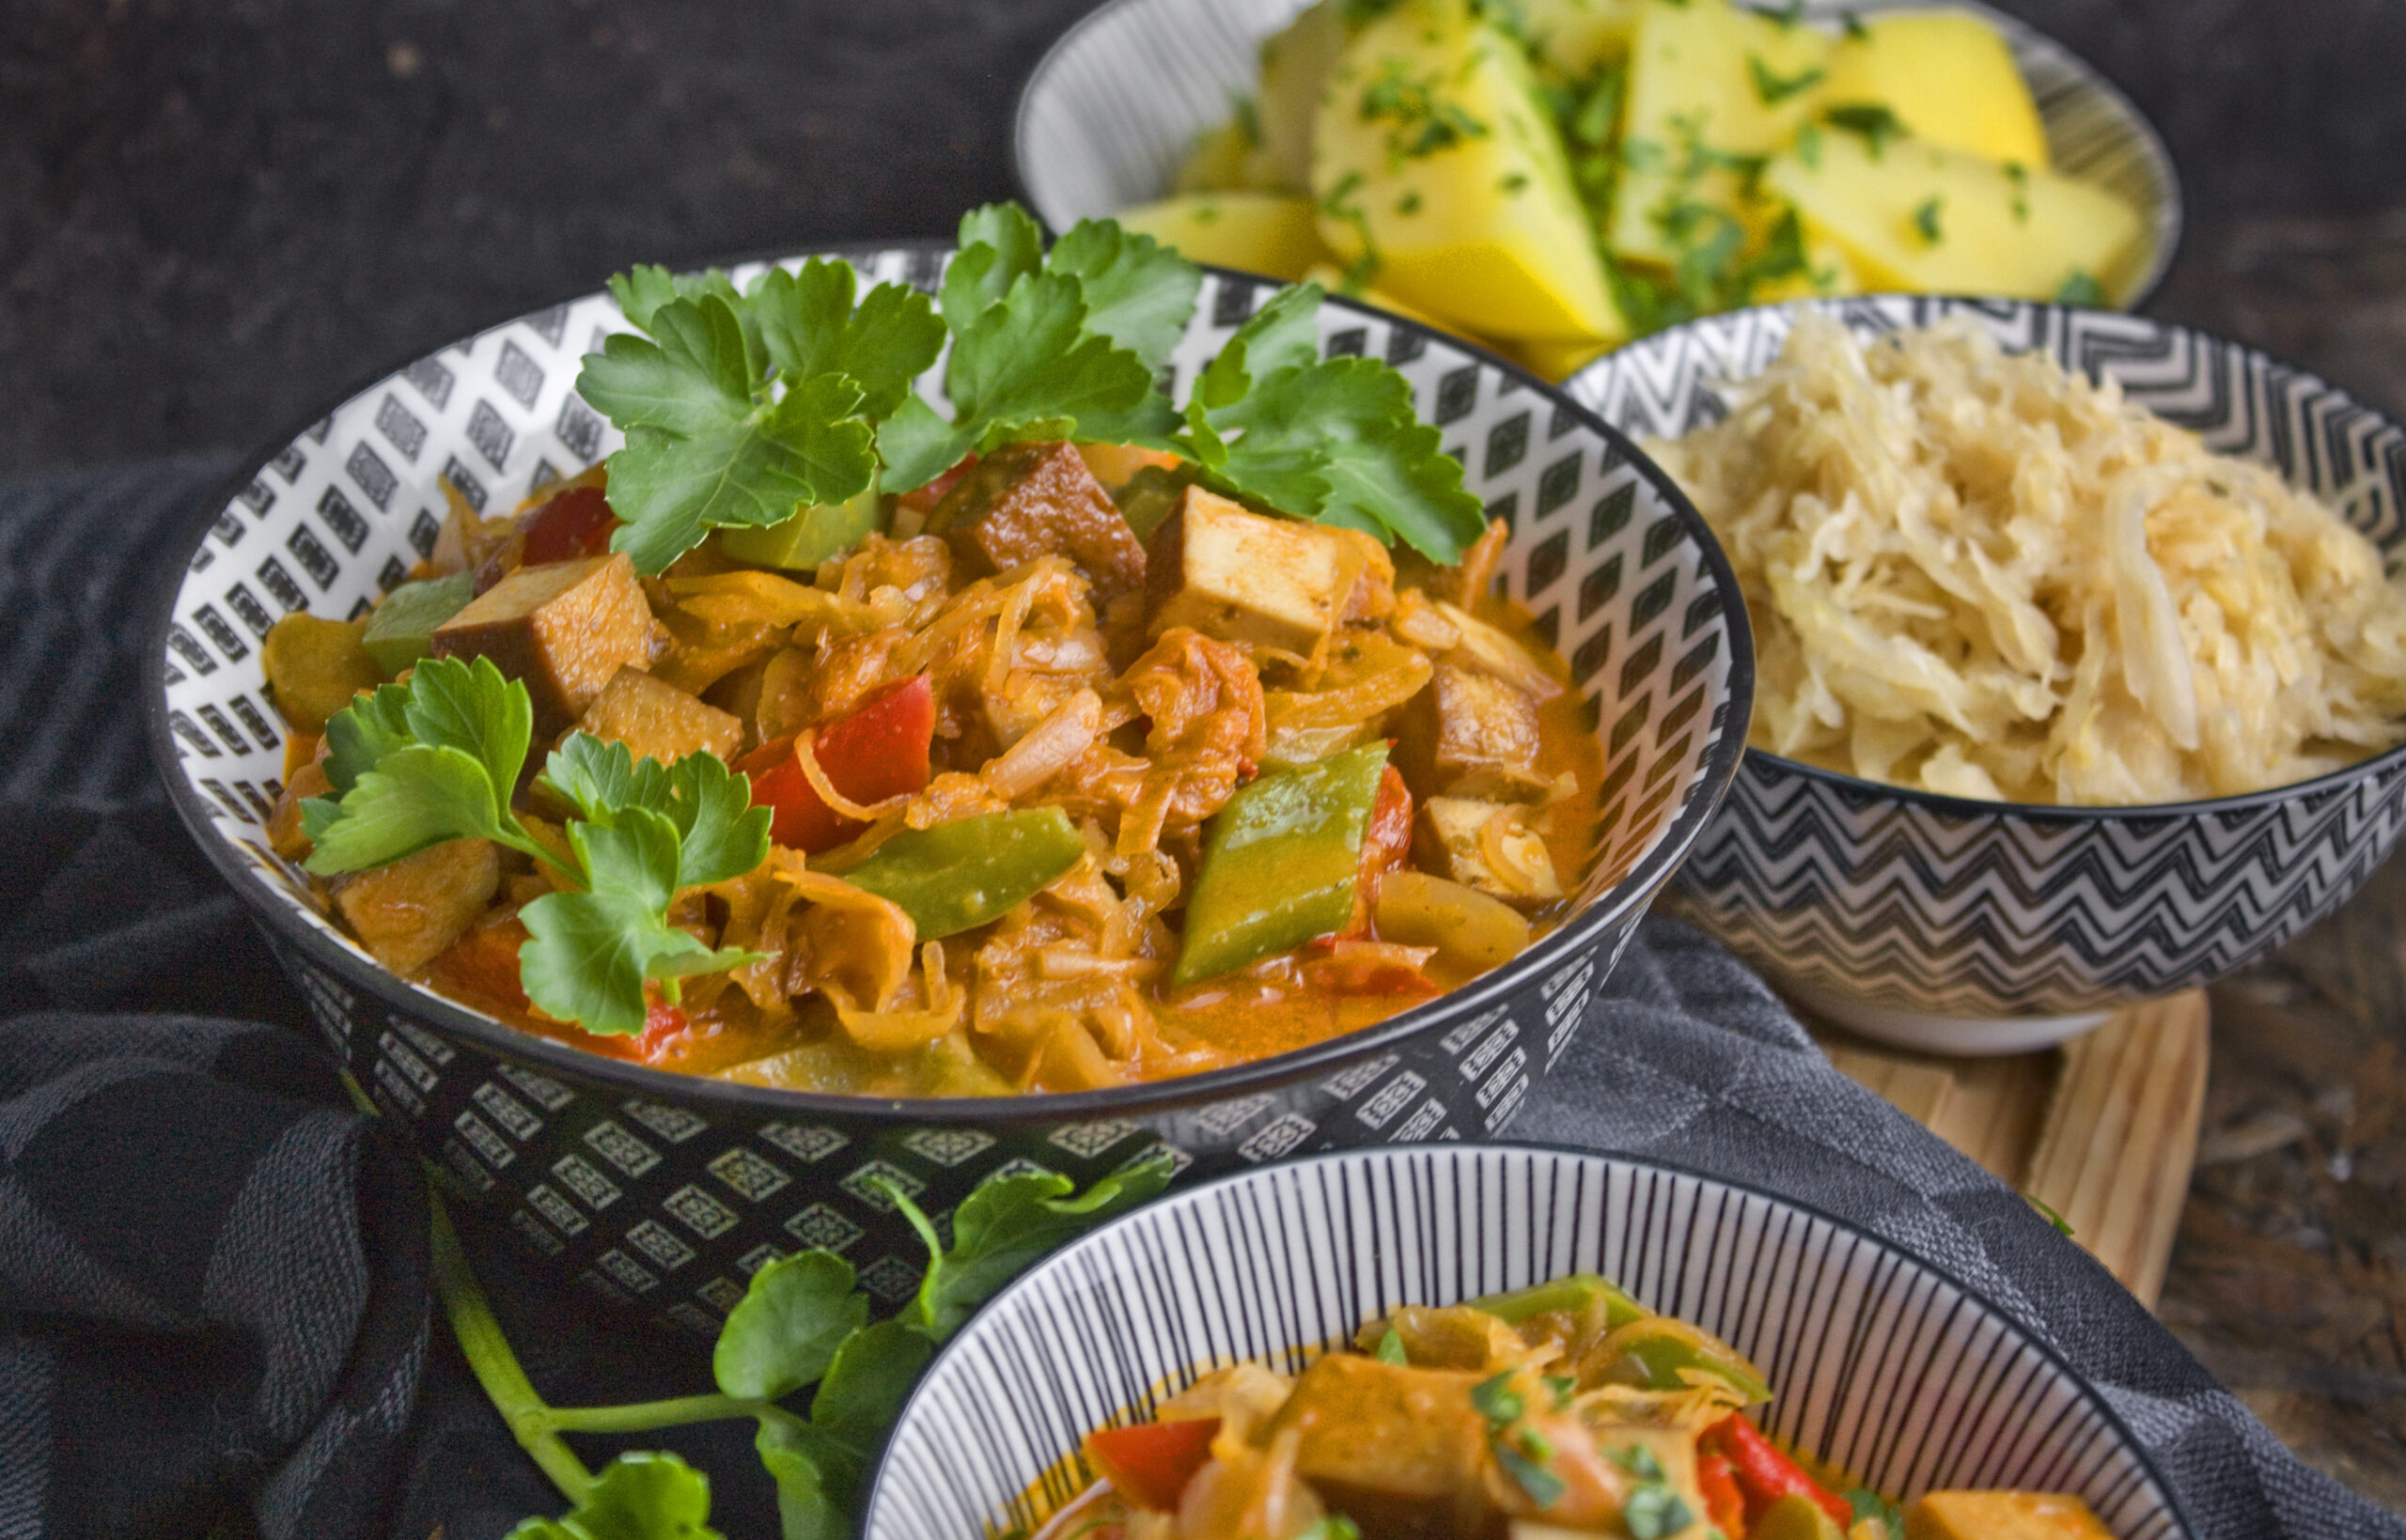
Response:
1766,130,2142,302
1298,262,1472,341
1313,0,1626,344
1173,117,1262,194
1117,192,1331,281
1608,0,1833,265
1518,0,1644,76
1255,0,1351,191
1820,10,2049,168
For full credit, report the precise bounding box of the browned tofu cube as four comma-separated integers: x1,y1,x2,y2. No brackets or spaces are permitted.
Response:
431,552,658,735
930,439,1148,599
1395,662,1548,801
1145,486,1358,655
1418,796,1563,906
268,757,333,863
1264,1355,1494,1530
578,666,743,765
332,838,501,975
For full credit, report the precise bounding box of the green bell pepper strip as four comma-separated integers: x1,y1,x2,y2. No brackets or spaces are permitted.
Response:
1466,1272,1648,1331
1171,742,1391,988
841,807,1087,939
716,475,883,571
1592,1316,1773,1404
360,571,477,677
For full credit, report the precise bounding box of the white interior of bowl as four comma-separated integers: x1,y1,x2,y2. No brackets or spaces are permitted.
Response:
1015,0,2181,306
158,255,1742,1061
867,1145,2187,1540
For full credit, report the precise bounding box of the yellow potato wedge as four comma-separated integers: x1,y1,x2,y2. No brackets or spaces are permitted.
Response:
1766,127,2142,302
1820,10,2049,168
1117,192,1332,281
1312,0,1626,344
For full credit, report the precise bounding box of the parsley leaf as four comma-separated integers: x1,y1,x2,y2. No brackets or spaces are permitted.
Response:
943,202,1048,328
504,1451,722,1540
519,810,762,1036
748,258,945,420
712,1252,867,1402
1044,219,1203,372
752,1320,936,1539
1823,101,1907,159
303,656,550,876
541,736,770,889
891,1148,1176,1342
879,270,1160,491
1747,54,1825,106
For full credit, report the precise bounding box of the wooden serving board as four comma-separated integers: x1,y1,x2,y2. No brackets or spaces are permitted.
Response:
1805,991,2210,1308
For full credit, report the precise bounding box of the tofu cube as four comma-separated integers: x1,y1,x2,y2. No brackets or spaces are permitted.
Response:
431,552,658,735
1418,796,1563,906
1145,486,1357,655
578,666,743,765
332,837,501,975
1395,662,1548,801
931,439,1148,598
1265,1356,1492,1514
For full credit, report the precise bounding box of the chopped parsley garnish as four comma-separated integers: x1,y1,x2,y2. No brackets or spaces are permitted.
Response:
1840,9,1869,39
1398,190,1424,214
1500,171,1531,194
1624,1482,1695,1539
1796,120,1823,169
1231,91,1262,147
1360,59,1492,166
1848,1486,1908,1540
2054,271,2106,308
1376,1328,1409,1364
1822,101,1908,159
1318,170,1384,293
303,657,771,1034
1471,1372,1525,1425
2005,160,2031,221
1748,0,1806,24
1747,54,1825,106
1913,195,1944,243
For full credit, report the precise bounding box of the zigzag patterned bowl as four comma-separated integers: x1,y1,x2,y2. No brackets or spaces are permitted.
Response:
1015,0,2182,310
144,246,1752,1332
867,1144,2193,1540
1565,296,2406,1052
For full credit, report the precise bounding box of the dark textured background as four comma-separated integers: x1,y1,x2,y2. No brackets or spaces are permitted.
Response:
6,0,2406,476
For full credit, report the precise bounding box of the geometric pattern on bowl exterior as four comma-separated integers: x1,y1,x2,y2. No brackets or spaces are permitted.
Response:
867,1145,2193,1540
1567,294,2406,1019
1014,0,2181,307
147,246,1752,1333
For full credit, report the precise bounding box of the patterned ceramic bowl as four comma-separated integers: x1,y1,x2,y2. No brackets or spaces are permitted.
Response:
867,1143,2195,1540
1013,0,2182,309
146,246,1752,1333
1564,295,2406,1053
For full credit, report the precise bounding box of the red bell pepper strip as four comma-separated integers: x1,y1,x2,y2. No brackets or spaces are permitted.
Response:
735,675,935,852
1697,1450,1749,1539
1084,1418,1220,1513
1704,1414,1851,1529
1343,762,1414,937
521,485,619,565
898,454,978,516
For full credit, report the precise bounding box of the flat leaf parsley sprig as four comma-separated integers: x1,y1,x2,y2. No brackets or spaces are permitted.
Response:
426,1151,1176,1539
574,200,1489,569
302,656,771,1035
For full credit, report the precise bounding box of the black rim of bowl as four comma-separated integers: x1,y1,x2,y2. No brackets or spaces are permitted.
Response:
867,1139,2202,1540
1007,0,2185,312
145,242,1758,1128
1583,292,2406,825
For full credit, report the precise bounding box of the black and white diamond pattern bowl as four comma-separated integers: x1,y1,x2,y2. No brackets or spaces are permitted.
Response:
145,245,1752,1333
1564,295,2406,1054
866,1144,2194,1540
1014,0,2181,309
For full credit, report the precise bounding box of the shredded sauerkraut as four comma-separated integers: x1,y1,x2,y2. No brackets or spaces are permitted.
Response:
1650,316,2406,804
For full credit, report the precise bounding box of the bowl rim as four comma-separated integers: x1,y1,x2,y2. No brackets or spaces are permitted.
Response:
865,1138,2200,1540
1570,290,2406,825
1008,0,2185,312
145,240,1757,1126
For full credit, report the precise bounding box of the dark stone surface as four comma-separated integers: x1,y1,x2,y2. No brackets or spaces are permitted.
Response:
6,0,2406,476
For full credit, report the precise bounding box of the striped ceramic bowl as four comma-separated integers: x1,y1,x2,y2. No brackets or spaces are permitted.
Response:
1014,0,2181,309
867,1143,2194,1539
1563,295,2406,1053
148,246,1752,1332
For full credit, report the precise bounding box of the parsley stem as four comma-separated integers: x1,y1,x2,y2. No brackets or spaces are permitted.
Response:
546,1392,764,1434
428,1190,596,1503
501,826,583,885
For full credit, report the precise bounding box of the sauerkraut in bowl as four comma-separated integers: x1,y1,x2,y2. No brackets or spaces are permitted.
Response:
1565,299,2406,1050
1649,314,2406,808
